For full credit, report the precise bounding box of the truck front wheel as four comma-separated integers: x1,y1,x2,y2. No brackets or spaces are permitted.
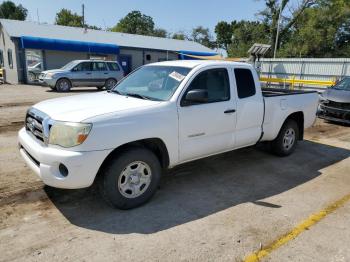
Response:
98,148,162,209
271,119,299,157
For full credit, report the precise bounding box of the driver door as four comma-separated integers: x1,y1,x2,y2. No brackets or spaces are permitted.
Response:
177,67,237,162
70,62,93,86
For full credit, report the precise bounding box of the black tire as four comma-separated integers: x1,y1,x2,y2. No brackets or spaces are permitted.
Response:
104,78,117,90
271,119,299,157
98,147,162,209
49,86,57,91
55,78,71,92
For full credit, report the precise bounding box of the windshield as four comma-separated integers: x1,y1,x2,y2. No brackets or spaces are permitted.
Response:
61,61,79,70
333,77,350,91
112,65,191,101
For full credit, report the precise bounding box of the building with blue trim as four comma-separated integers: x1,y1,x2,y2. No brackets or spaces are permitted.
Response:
0,19,216,84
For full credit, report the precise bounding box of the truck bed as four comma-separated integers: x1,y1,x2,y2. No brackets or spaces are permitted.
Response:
262,87,317,97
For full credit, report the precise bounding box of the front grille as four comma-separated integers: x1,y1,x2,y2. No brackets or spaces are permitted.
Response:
26,109,47,142
320,102,350,121
326,100,350,110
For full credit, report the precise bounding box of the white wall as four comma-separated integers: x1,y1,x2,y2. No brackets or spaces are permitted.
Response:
0,29,20,84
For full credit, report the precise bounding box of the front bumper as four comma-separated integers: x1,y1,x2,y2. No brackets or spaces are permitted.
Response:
39,77,57,87
317,104,350,124
18,127,112,189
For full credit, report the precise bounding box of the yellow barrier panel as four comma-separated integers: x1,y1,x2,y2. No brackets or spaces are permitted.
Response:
260,76,335,87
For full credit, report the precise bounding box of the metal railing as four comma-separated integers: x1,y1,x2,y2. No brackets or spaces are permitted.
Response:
260,76,336,89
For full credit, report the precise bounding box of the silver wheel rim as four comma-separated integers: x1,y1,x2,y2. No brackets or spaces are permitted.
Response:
283,128,295,150
106,79,116,89
117,161,152,198
59,80,69,91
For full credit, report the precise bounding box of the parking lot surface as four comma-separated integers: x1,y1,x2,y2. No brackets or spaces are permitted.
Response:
0,84,349,262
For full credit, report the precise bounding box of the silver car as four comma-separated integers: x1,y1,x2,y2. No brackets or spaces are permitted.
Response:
39,60,124,92
318,77,350,124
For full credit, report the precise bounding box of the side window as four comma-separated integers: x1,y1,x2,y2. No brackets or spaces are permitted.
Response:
93,62,107,71
184,68,230,104
234,68,256,99
7,49,13,69
0,50,4,67
107,62,120,71
73,62,92,72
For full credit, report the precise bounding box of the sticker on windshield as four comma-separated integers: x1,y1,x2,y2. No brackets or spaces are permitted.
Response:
169,71,185,82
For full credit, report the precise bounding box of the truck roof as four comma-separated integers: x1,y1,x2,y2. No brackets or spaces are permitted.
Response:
150,60,251,69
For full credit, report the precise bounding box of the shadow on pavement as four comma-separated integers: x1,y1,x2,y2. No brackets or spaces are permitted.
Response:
45,140,350,234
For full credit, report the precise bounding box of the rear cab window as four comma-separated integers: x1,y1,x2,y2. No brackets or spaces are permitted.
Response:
234,68,256,98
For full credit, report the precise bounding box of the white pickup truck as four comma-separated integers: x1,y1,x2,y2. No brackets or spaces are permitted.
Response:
18,60,319,209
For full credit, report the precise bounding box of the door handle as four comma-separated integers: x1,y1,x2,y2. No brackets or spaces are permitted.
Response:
104,72,108,74
86,72,91,75
224,109,236,114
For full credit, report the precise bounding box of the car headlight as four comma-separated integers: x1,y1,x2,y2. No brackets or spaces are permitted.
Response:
49,121,92,148
45,72,56,79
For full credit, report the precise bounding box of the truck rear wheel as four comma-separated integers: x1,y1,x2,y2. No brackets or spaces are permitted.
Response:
271,119,299,157
98,147,162,209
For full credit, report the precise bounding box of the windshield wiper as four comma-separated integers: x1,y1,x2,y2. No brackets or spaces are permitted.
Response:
124,92,152,100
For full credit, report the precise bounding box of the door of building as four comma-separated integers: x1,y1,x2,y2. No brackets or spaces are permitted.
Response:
118,55,132,75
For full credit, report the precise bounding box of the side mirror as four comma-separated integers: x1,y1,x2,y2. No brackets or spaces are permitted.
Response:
183,89,208,106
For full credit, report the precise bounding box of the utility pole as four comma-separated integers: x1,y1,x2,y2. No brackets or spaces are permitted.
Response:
82,4,85,27
36,8,40,23
273,3,283,58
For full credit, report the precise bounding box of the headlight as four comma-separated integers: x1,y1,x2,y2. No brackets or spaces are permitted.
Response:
49,121,92,148
45,72,56,79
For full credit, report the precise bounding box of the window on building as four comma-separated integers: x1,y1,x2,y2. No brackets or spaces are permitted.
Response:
0,50,4,67
107,62,120,71
234,68,256,99
7,49,13,69
183,68,230,104
146,54,151,61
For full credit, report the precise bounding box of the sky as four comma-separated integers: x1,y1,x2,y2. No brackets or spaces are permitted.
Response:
10,0,266,34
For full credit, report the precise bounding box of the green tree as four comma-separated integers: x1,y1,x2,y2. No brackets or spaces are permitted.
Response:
55,8,101,30
172,32,188,40
279,0,350,57
110,10,155,35
259,0,316,56
86,25,102,30
215,21,232,51
55,8,83,27
191,26,215,48
153,28,168,38
0,1,27,20
228,21,270,57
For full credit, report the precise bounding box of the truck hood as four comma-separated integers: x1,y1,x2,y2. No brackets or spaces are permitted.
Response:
322,88,350,103
33,92,161,122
